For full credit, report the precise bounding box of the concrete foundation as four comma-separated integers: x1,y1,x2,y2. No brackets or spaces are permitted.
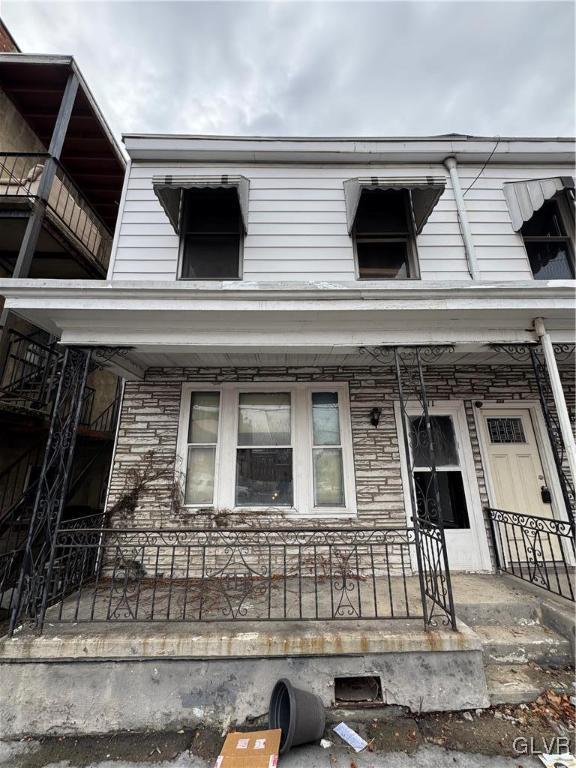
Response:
0,620,489,737
0,649,489,737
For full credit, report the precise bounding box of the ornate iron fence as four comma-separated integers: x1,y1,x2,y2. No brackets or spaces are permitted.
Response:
487,507,575,601
36,526,426,629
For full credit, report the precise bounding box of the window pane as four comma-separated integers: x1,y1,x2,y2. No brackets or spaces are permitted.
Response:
238,393,291,446
357,241,409,279
521,200,566,237
236,448,293,505
355,189,409,234
185,446,216,505
313,448,344,506
182,235,240,278
410,415,459,467
487,417,526,444
312,392,340,445
184,187,240,233
414,471,469,529
188,392,220,443
525,242,574,280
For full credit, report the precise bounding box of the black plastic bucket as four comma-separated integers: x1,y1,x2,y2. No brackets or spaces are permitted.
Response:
269,678,326,754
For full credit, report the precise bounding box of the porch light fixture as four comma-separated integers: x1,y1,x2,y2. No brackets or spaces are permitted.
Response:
370,407,382,427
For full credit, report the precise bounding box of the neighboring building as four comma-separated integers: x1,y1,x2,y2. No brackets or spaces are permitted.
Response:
0,48,125,560
0,133,574,732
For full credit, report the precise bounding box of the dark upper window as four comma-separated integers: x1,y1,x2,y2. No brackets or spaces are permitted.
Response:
180,188,242,279
353,189,417,279
521,198,574,280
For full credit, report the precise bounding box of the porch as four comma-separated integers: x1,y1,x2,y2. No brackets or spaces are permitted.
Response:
1,571,574,738
1,338,574,638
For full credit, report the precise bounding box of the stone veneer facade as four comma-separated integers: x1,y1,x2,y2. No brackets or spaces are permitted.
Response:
106,364,575,569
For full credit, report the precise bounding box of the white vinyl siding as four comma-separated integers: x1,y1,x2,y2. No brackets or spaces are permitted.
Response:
110,161,574,283
112,163,467,281
457,164,573,281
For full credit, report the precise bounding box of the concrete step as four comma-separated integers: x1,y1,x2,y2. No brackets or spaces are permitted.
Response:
485,663,575,705
475,624,572,666
455,599,540,627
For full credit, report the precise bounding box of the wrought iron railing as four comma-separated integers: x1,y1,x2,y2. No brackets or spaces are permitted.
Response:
0,442,44,526
0,329,63,413
0,152,112,272
362,345,457,629
27,526,429,630
487,507,575,602
0,546,24,621
87,394,121,434
79,386,96,427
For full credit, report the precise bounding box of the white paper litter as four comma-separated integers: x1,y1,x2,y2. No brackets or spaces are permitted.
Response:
539,755,576,768
333,722,368,753
320,739,332,748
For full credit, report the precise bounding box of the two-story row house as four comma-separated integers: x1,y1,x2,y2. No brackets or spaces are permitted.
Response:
0,133,574,735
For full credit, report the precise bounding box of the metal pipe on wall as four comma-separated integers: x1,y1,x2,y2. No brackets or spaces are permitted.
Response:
443,156,480,279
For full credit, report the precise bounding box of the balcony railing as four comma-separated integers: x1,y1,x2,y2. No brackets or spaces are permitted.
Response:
0,152,112,272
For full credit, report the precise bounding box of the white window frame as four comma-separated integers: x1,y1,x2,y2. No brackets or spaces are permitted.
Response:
177,382,357,518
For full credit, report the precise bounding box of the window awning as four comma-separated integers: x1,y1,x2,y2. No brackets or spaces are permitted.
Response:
152,175,250,233
503,176,575,231
343,176,446,234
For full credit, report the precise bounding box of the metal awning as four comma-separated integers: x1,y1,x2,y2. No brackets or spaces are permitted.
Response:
343,176,446,234
152,175,250,234
503,176,575,231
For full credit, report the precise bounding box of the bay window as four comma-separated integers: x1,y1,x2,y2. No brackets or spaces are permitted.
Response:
178,384,355,515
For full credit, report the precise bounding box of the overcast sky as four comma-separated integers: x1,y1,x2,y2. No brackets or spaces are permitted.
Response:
3,1,575,141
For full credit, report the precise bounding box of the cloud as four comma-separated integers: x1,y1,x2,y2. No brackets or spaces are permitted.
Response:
4,0,574,139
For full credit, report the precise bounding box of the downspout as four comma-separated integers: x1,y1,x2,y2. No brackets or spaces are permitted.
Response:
443,156,480,279
533,317,576,493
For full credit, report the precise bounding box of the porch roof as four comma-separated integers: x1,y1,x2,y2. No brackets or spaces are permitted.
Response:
1,278,573,378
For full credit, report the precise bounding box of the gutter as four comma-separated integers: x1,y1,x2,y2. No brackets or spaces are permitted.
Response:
0,279,574,303
444,156,479,279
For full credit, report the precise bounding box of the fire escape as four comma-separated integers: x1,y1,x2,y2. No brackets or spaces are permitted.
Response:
0,53,125,627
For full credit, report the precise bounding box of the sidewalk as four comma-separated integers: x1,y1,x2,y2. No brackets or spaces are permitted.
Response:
1,692,574,768
0,741,561,767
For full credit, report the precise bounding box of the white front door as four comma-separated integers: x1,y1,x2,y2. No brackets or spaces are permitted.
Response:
401,401,491,572
480,409,551,518
479,408,560,561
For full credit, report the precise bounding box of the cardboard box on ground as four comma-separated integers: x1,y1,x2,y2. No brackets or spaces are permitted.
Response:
214,729,282,768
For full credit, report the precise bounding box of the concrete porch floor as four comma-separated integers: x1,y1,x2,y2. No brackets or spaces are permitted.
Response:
0,572,570,662
0,574,573,737
0,573,569,658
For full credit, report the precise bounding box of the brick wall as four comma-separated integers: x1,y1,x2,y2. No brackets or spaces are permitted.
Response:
106,364,574,568
0,21,19,53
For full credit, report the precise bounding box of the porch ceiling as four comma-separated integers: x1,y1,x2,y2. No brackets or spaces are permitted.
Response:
112,345,575,372
1,279,573,378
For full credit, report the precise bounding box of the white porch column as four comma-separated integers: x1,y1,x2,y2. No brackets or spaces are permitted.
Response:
533,317,576,490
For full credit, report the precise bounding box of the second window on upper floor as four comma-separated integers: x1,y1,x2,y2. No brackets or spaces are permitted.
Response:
521,196,575,280
353,188,418,279
180,187,243,279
